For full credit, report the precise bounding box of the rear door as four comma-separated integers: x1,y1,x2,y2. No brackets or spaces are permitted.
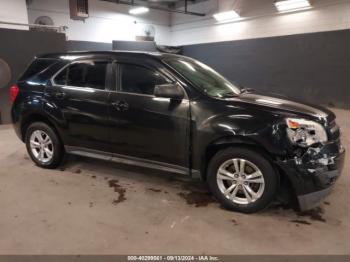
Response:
48,59,112,151
108,59,190,168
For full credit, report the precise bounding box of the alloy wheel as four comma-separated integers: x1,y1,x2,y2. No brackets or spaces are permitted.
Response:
216,158,265,205
29,130,54,163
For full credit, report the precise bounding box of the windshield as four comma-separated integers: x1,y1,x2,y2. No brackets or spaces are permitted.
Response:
163,57,241,97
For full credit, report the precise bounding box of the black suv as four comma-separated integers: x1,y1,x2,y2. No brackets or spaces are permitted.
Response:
11,51,345,213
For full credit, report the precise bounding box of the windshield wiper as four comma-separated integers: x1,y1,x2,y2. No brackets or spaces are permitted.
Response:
219,92,239,98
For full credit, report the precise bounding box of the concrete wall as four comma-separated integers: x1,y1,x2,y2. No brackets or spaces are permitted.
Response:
66,40,158,52
171,0,350,46
0,29,66,124
66,40,112,51
112,41,157,52
0,0,29,30
182,29,350,109
27,0,172,45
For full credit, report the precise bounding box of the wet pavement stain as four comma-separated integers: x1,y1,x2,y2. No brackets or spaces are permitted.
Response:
177,191,216,207
263,201,328,223
148,188,162,193
290,219,312,225
108,180,127,205
112,196,126,205
298,207,326,223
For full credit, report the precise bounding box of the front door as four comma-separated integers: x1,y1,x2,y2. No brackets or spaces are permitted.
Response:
108,61,190,168
48,59,112,151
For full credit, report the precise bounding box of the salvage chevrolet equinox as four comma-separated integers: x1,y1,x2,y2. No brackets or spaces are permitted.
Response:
11,51,345,213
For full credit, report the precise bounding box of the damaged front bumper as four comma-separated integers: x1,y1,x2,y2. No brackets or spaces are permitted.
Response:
277,140,345,211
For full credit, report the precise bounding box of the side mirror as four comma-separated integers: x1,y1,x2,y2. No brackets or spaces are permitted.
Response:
154,83,184,100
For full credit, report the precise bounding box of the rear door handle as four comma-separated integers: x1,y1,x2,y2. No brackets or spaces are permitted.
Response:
112,101,129,112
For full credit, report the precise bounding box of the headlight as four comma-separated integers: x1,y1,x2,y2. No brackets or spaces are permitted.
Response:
286,118,328,147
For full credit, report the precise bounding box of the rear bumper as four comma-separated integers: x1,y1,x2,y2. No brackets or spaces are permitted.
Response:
277,140,345,211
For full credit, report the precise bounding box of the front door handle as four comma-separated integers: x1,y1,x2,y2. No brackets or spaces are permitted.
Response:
112,101,129,112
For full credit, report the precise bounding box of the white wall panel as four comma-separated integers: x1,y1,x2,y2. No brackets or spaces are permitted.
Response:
27,0,172,45
171,0,350,46
23,0,350,46
0,0,29,30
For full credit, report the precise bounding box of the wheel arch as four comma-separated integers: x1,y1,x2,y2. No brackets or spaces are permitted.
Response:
200,136,284,184
21,113,63,145
201,136,298,205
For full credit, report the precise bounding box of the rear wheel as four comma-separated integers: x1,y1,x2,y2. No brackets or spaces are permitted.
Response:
207,147,277,213
25,122,64,169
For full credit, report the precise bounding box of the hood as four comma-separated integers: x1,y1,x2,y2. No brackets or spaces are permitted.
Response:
230,92,335,122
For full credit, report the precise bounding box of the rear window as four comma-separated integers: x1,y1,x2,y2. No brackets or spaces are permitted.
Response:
20,58,58,81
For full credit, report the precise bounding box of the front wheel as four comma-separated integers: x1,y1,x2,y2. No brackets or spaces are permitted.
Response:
207,147,278,213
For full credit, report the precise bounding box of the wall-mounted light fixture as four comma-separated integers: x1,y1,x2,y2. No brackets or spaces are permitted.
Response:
129,6,150,15
213,10,240,22
274,0,312,13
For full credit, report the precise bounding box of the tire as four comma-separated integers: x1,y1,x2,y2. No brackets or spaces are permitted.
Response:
25,122,64,169
207,147,277,213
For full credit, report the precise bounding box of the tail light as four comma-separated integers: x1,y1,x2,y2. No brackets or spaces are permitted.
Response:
10,85,20,103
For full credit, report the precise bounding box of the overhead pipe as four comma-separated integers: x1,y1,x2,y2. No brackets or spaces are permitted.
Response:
101,0,206,16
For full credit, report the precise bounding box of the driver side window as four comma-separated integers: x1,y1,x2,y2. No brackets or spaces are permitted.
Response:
119,64,169,95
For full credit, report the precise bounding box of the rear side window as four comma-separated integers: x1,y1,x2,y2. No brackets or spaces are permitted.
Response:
119,64,169,95
20,58,58,80
54,61,109,90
